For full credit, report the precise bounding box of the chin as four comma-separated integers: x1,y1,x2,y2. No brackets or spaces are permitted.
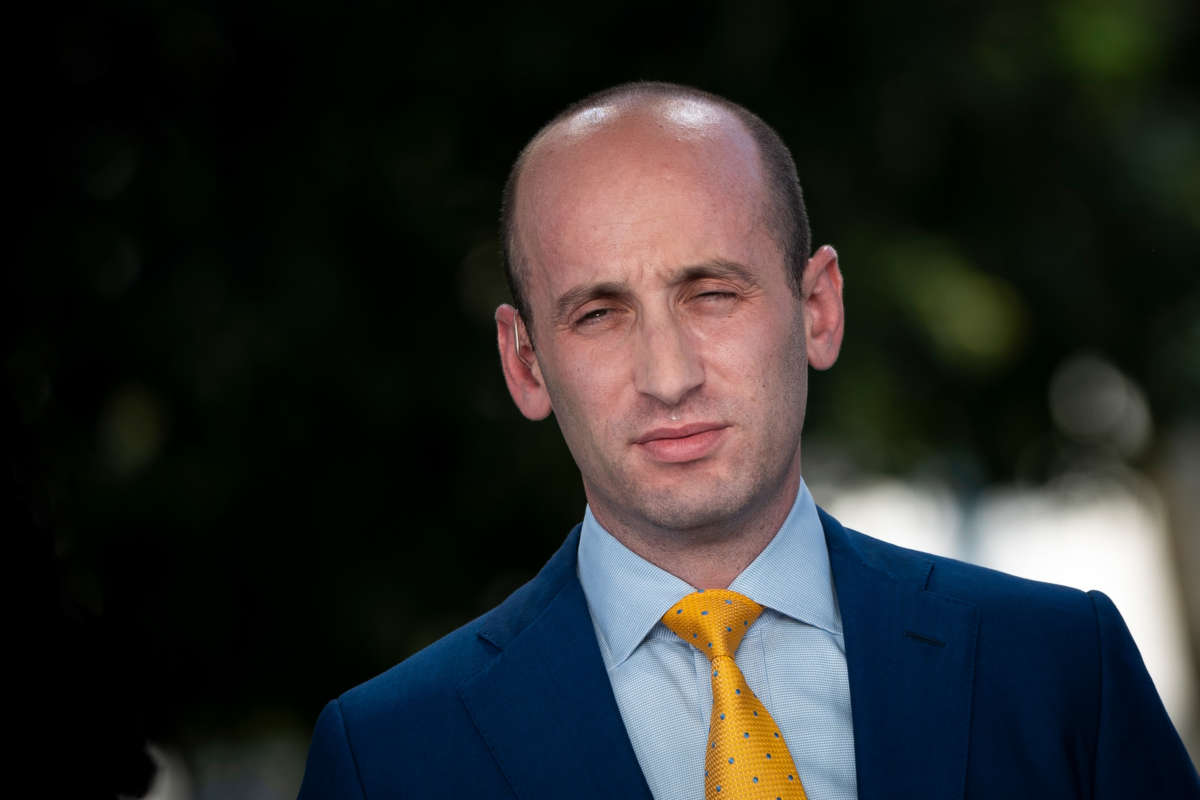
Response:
636,485,755,534
625,451,800,536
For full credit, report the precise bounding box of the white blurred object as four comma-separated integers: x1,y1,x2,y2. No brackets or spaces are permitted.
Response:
975,478,1194,735
821,478,962,559
131,744,192,800
1049,353,1153,457
192,730,308,800
134,729,308,800
821,475,1195,735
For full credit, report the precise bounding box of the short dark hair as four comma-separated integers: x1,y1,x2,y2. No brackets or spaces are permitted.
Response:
499,81,811,328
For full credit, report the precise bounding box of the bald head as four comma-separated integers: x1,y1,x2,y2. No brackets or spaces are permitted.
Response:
500,82,811,329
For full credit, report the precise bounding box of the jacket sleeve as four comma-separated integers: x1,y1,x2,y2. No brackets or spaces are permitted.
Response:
1088,590,1200,798
296,699,368,800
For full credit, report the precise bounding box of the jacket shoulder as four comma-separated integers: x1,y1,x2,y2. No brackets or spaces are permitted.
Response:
831,511,1096,622
339,610,494,719
310,530,583,796
336,524,583,729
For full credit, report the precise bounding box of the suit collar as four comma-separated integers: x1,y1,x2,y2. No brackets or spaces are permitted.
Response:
577,506,695,669
821,508,978,800
464,512,979,800
728,478,841,634
461,526,653,800
577,479,840,671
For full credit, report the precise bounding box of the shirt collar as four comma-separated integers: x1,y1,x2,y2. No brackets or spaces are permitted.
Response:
577,479,842,669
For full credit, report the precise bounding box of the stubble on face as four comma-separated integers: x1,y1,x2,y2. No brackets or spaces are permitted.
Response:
577,309,809,546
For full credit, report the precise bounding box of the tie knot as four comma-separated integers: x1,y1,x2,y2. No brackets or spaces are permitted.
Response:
661,589,765,659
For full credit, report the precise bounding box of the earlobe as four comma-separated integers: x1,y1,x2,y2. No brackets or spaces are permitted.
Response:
802,245,845,371
495,304,553,420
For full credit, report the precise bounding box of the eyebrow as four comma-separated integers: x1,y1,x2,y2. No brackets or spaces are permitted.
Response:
669,259,760,289
552,259,761,325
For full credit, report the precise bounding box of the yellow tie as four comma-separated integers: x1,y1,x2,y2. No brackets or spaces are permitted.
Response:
662,589,809,800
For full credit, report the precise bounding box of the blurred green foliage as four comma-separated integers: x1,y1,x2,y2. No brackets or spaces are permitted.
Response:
10,0,1198,756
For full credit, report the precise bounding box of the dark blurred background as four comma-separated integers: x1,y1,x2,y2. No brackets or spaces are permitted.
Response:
9,0,1199,797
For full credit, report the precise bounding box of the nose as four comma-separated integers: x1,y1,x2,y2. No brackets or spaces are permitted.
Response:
632,312,705,408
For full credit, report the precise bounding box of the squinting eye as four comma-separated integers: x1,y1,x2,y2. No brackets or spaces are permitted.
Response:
576,307,612,325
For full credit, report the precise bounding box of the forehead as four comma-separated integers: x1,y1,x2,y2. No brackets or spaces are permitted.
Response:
514,100,780,303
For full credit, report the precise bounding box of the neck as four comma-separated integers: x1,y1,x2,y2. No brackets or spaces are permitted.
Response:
587,469,802,589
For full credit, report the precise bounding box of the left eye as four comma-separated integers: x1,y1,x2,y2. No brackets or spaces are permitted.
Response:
574,307,617,327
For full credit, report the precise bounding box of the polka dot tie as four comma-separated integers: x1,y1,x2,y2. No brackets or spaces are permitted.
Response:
662,589,809,800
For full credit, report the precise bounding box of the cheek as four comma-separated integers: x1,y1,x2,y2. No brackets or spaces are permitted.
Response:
696,315,778,376
560,324,638,382
557,345,626,399
706,314,805,403
544,348,628,436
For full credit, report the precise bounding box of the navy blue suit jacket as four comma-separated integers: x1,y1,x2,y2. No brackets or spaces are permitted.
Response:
298,509,1198,798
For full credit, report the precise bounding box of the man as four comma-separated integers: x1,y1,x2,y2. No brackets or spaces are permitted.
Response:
297,83,1198,799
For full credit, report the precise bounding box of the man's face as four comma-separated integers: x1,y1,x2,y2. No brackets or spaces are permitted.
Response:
510,102,813,540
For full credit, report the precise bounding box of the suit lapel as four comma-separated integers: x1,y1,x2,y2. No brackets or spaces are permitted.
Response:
822,509,978,800
458,512,978,800
458,528,652,800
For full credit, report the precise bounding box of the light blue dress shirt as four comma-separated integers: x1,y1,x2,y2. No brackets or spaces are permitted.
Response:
577,479,858,800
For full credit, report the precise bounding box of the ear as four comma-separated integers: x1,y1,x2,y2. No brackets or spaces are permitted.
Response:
801,245,845,371
495,304,553,420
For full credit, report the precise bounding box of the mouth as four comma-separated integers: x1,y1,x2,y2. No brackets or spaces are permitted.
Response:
632,423,729,463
